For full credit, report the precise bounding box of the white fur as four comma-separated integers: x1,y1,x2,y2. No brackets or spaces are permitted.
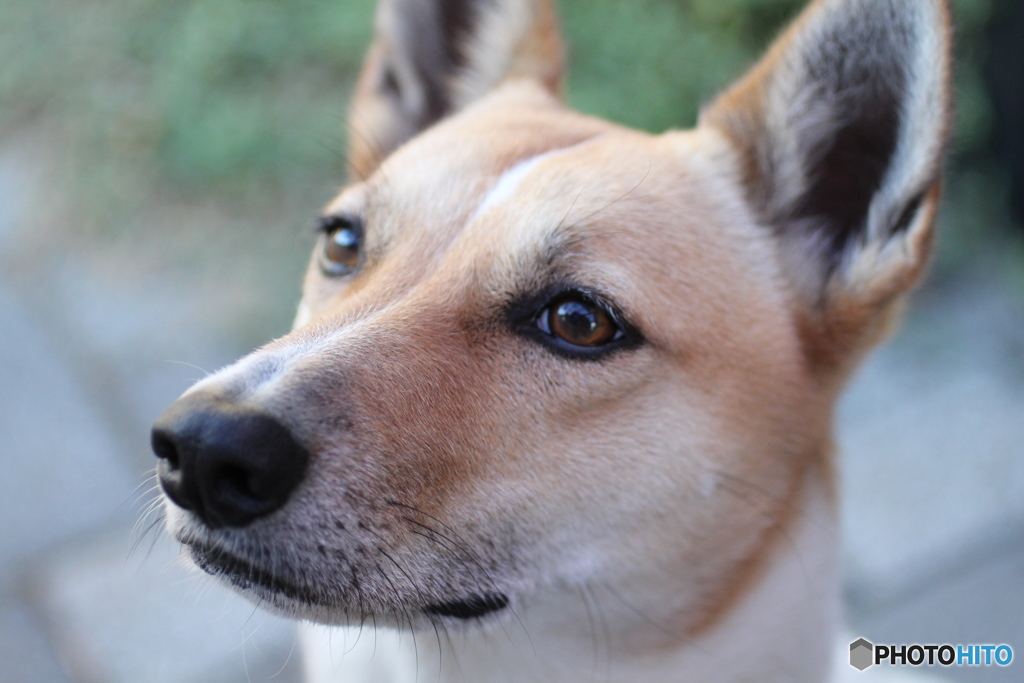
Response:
302,468,841,682
470,150,556,222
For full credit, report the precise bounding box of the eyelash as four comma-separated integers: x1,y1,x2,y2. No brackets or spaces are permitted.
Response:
316,215,356,234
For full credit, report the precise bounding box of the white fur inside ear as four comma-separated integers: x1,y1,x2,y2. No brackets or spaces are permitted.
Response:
844,0,949,295
452,0,535,109
376,0,431,117
861,0,949,248
763,53,838,223
728,0,950,299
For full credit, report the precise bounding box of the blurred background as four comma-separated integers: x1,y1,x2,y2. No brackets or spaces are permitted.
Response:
1,0,1022,681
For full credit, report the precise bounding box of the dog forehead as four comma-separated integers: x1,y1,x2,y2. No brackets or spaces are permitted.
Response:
458,129,792,333
319,91,791,359
453,127,771,285
362,120,737,265
343,87,611,241
341,117,764,283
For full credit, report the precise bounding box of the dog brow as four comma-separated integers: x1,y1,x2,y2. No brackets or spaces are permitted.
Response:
502,231,597,310
470,151,559,222
469,136,603,225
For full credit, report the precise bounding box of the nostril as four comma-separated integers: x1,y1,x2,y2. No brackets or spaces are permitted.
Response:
155,450,195,513
151,426,199,514
214,464,261,505
151,430,180,470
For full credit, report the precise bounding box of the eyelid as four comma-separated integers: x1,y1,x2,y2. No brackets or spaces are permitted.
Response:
316,215,360,234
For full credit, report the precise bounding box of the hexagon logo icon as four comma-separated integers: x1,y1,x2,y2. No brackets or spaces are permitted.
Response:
850,638,874,671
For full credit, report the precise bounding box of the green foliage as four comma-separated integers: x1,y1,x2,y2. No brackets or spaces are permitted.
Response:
0,0,1002,230
0,0,375,203
560,0,805,131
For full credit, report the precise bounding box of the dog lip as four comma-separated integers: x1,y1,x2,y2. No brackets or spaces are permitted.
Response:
182,536,512,620
423,593,509,619
185,538,328,606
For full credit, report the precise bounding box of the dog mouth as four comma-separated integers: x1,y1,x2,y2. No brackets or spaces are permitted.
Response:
186,539,330,607
184,539,510,621
423,593,509,619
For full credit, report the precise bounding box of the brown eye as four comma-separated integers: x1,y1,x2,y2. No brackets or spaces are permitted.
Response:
544,297,619,347
320,218,361,275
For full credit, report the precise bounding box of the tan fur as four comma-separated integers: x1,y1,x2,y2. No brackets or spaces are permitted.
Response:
156,1,953,681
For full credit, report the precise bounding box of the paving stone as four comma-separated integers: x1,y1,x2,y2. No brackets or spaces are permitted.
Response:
839,274,1024,608
849,543,1024,683
13,258,249,472
0,600,72,683
30,523,303,683
0,282,140,591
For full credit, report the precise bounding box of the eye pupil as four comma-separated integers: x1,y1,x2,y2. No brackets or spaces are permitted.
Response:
322,222,361,274
549,298,617,347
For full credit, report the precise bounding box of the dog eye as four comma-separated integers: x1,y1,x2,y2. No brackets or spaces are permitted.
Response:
538,295,621,348
319,216,362,275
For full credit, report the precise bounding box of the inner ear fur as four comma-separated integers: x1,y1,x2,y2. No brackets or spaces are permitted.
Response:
347,0,564,180
701,0,952,334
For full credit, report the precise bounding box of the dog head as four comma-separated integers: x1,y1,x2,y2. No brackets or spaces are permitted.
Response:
152,0,950,636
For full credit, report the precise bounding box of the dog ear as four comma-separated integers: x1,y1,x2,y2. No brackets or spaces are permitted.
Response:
701,0,952,367
347,0,564,180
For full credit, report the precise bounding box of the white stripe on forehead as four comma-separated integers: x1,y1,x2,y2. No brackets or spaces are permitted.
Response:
469,138,599,224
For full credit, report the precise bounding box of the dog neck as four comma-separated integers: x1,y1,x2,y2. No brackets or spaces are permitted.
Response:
301,464,840,683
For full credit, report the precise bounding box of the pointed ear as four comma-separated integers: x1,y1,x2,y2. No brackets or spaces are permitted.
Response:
347,0,564,180
701,0,952,363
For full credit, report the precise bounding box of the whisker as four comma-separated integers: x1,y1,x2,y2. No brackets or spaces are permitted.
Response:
388,501,534,653
269,626,299,679
371,558,419,673
586,583,613,683
128,472,159,500
564,162,653,231
577,585,601,680
164,359,212,375
710,469,813,595
597,581,678,641
128,514,165,561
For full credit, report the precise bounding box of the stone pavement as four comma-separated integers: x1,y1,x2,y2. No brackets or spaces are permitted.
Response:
838,273,1024,683
0,261,306,683
1,150,1022,681
0,142,305,682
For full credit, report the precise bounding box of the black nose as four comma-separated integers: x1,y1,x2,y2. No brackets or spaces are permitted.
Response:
151,391,310,529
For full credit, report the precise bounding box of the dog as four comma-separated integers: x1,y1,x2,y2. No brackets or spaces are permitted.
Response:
151,0,952,680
